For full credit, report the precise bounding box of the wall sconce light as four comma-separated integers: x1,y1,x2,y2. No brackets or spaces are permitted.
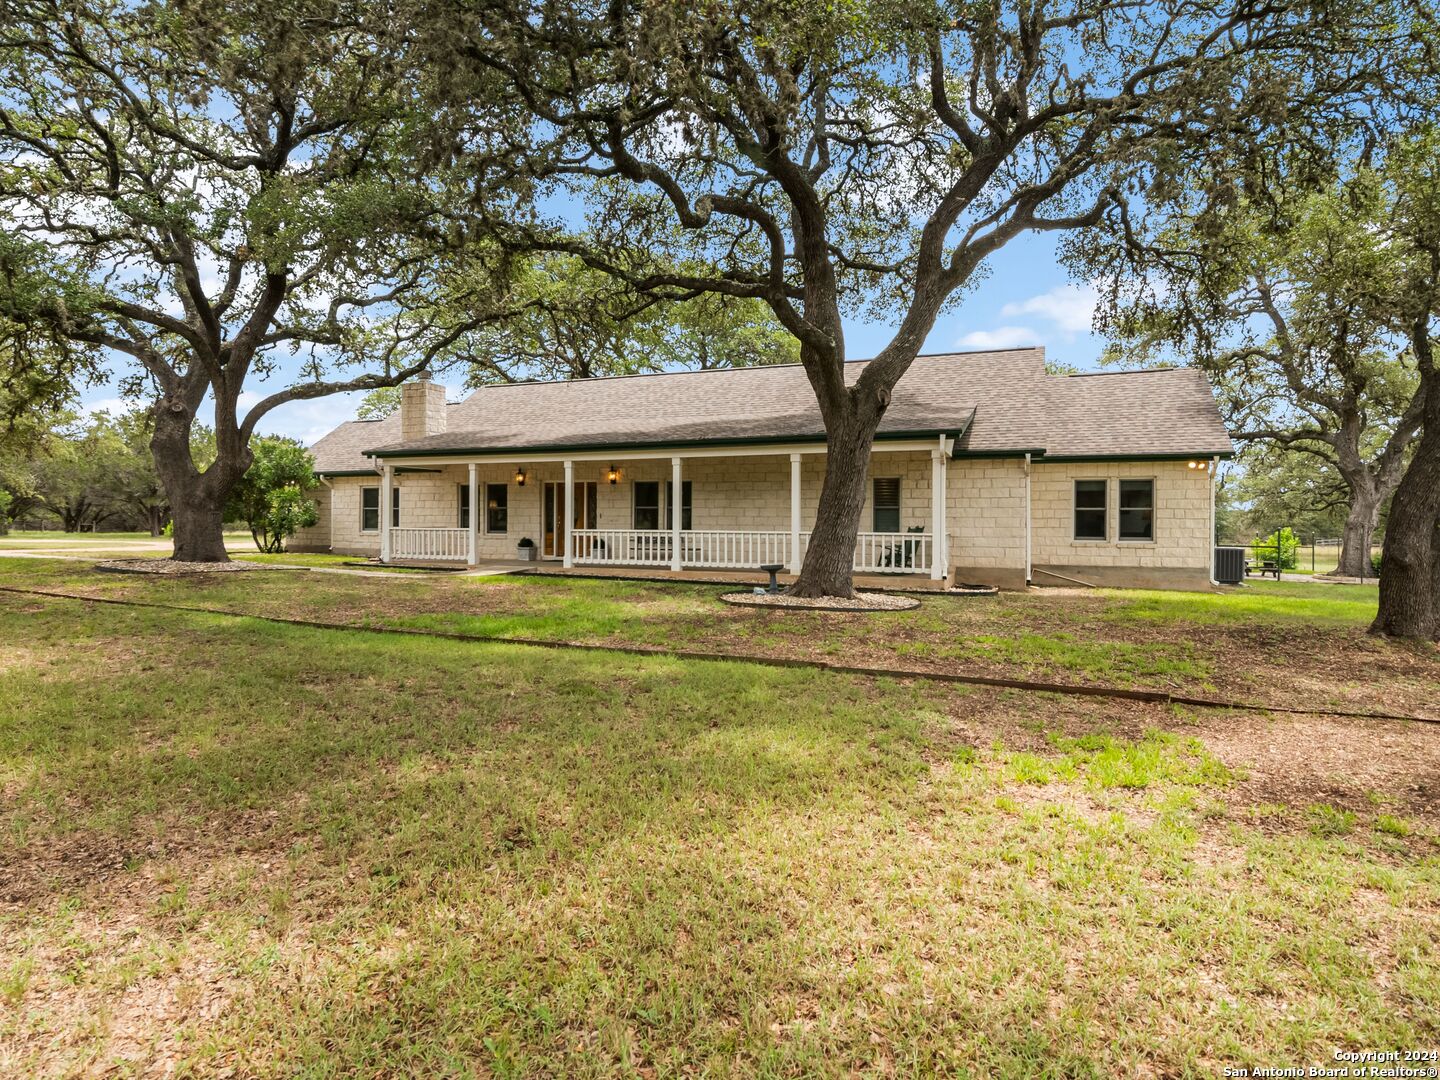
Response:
514,468,526,486
1186,460,1209,472
607,465,619,485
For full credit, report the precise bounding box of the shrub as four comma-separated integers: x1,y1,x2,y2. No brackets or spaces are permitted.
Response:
1253,527,1299,570
226,438,319,553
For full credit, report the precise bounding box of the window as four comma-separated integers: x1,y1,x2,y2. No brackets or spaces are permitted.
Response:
633,481,660,530
665,480,693,531
457,483,470,529
1119,479,1154,541
872,477,901,533
361,486,379,532
1074,480,1107,540
391,486,401,529
486,483,508,534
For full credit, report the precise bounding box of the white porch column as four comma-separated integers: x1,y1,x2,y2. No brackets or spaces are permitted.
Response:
670,456,683,572
789,453,803,574
930,448,946,580
466,462,478,566
379,462,393,564
562,459,575,568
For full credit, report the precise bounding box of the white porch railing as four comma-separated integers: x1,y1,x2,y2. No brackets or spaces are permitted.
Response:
800,531,933,574
572,529,670,566
571,529,794,568
684,530,791,568
382,526,933,573
391,527,469,561
566,528,930,573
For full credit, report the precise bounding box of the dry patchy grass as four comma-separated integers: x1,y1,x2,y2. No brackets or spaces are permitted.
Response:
1,590,1437,1076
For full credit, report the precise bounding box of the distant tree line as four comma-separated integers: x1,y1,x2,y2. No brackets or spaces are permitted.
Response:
0,407,210,535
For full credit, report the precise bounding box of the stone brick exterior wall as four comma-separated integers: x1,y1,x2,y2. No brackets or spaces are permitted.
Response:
947,458,1029,587
287,485,332,553
1028,459,1212,588
307,450,1214,588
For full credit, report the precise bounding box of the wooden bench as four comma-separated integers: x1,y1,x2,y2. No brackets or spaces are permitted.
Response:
1245,559,1281,581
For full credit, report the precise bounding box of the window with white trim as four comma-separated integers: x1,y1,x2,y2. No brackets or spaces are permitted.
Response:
457,483,470,529
391,486,401,528
486,483,508,534
872,477,901,533
633,481,660,530
361,486,379,532
1119,479,1155,541
1074,480,1107,540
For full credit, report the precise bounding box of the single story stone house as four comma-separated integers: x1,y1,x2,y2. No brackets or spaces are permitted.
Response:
293,347,1233,589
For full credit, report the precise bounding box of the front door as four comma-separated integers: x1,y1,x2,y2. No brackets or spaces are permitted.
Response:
542,481,598,558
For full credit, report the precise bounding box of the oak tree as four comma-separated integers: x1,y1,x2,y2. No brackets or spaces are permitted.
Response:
419,0,1388,595
1083,176,1423,579
0,0,504,561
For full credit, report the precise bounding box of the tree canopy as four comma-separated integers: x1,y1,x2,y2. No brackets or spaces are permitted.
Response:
0,0,511,560
411,0,1400,595
1077,164,1423,578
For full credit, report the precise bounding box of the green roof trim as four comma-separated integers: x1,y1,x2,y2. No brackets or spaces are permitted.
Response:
1035,452,1234,463
360,425,970,461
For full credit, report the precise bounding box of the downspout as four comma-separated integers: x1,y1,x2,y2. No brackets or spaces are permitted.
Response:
1208,455,1219,585
1024,452,1033,586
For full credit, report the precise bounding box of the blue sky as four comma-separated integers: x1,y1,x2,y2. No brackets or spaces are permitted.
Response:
76,229,1107,447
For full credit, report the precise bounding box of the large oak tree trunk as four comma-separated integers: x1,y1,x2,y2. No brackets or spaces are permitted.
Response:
1335,486,1381,578
169,496,230,562
790,414,881,599
1371,371,1439,639
150,401,245,564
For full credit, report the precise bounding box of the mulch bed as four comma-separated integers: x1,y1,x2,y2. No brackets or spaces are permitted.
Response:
720,590,921,612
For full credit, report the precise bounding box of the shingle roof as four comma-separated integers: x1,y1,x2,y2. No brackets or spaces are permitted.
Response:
306,348,1232,473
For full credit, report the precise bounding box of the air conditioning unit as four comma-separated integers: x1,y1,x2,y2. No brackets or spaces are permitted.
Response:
1214,546,1246,585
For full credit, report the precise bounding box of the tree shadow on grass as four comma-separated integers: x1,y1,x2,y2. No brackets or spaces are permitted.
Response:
0,595,931,906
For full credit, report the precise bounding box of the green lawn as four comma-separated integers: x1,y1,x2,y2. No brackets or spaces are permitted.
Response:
1,557,1431,719
1102,578,1382,627
1,586,1436,1075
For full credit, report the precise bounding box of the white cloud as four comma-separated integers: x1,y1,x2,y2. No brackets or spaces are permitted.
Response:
956,326,1041,349
999,284,1098,336
78,396,128,419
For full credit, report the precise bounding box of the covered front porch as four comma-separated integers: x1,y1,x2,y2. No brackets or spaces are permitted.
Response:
369,439,952,582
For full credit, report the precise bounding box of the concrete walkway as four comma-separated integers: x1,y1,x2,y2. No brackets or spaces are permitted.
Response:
1278,571,1380,586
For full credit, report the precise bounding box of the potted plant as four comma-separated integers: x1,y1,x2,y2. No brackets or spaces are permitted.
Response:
516,536,537,562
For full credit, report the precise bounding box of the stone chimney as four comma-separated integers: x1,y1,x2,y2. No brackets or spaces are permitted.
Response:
399,372,447,441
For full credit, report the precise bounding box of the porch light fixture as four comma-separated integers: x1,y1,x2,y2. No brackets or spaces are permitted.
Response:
1186,460,1209,472
514,468,526,486
607,464,619,485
